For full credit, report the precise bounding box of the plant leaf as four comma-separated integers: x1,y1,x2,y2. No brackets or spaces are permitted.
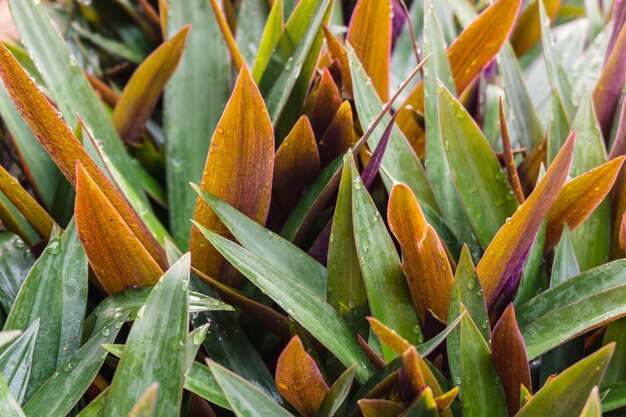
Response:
251,0,283,81
4,222,87,399
459,308,508,417
0,43,166,268
126,383,158,417
387,183,453,323
0,232,34,315
510,0,561,56
0,373,25,417
350,159,421,358
476,132,574,315
358,399,404,417
184,362,230,410
437,83,517,248
209,360,294,417
515,344,614,417
579,386,601,417
346,0,391,101
0,320,38,404
0,164,54,238
7,0,148,204
397,0,522,155
22,314,128,417
257,0,332,122
316,366,356,417
276,336,328,417
111,26,190,142
163,0,231,248
75,163,163,293
490,304,531,416
190,66,274,285
103,254,190,417
194,227,374,383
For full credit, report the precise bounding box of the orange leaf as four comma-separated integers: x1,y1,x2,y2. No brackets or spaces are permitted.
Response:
323,25,353,97
346,0,391,101
303,67,343,138
367,316,411,356
75,162,163,293
275,336,329,417
477,133,575,316
112,25,190,142
318,100,355,166
545,156,626,253
388,183,453,323
272,116,320,217
0,43,166,269
434,387,459,412
396,0,522,155
0,163,55,237
491,304,532,416
190,66,274,284
511,0,561,56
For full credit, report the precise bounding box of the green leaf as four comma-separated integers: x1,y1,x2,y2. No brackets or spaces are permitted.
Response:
184,362,230,410
515,217,547,306
601,381,626,413
459,308,508,417
103,254,190,417
547,90,571,165
192,185,326,297
317,366,356,417
164,0,231,248
518,260,626,359
22,314,128,417
0,373,26,417
515,344,614,417
569,94,609,271
579,386,601,417
194,226,374,383
448,246,489,387
127,383,158,417
4,220,87,398
539,227,583,383
0,320,38,404
236,0,270,65
0,83,61,207
539,0,575,118
251,0,283,81
437,83,517,247
71,23,146,64
327,156,367,334
349,157,421,359
0,232,34,315
349,46,439,212
8,0,147,205
209,360,294,417
257,0,331,122
422,0,478,251
497,43,544,149
390,0,424,97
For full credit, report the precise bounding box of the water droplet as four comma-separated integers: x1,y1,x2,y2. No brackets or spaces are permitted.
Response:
56,111,63,119
467,274,476,290
47,238,62,255
352,178,362,190
181,280,189,291
12,238,26,249
217,127,224,134
102,327,110,336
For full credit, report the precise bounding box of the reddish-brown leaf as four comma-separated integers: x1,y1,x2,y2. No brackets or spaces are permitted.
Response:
275,336,329,417
112,25,190,142
346,0,392,101
323,25,353,97
396,0,522,155
75,162,163,293
491,304,531,416
271,116,320,218
388,183,453,323
0,42,166,269
190,66,274,284
500,99,525,204
545,156,626,253
303,68,344,139
398,346,426,402
318,101,355,166
477,133,575,316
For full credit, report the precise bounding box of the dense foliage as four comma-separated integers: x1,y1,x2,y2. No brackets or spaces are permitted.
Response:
0,0,625,415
